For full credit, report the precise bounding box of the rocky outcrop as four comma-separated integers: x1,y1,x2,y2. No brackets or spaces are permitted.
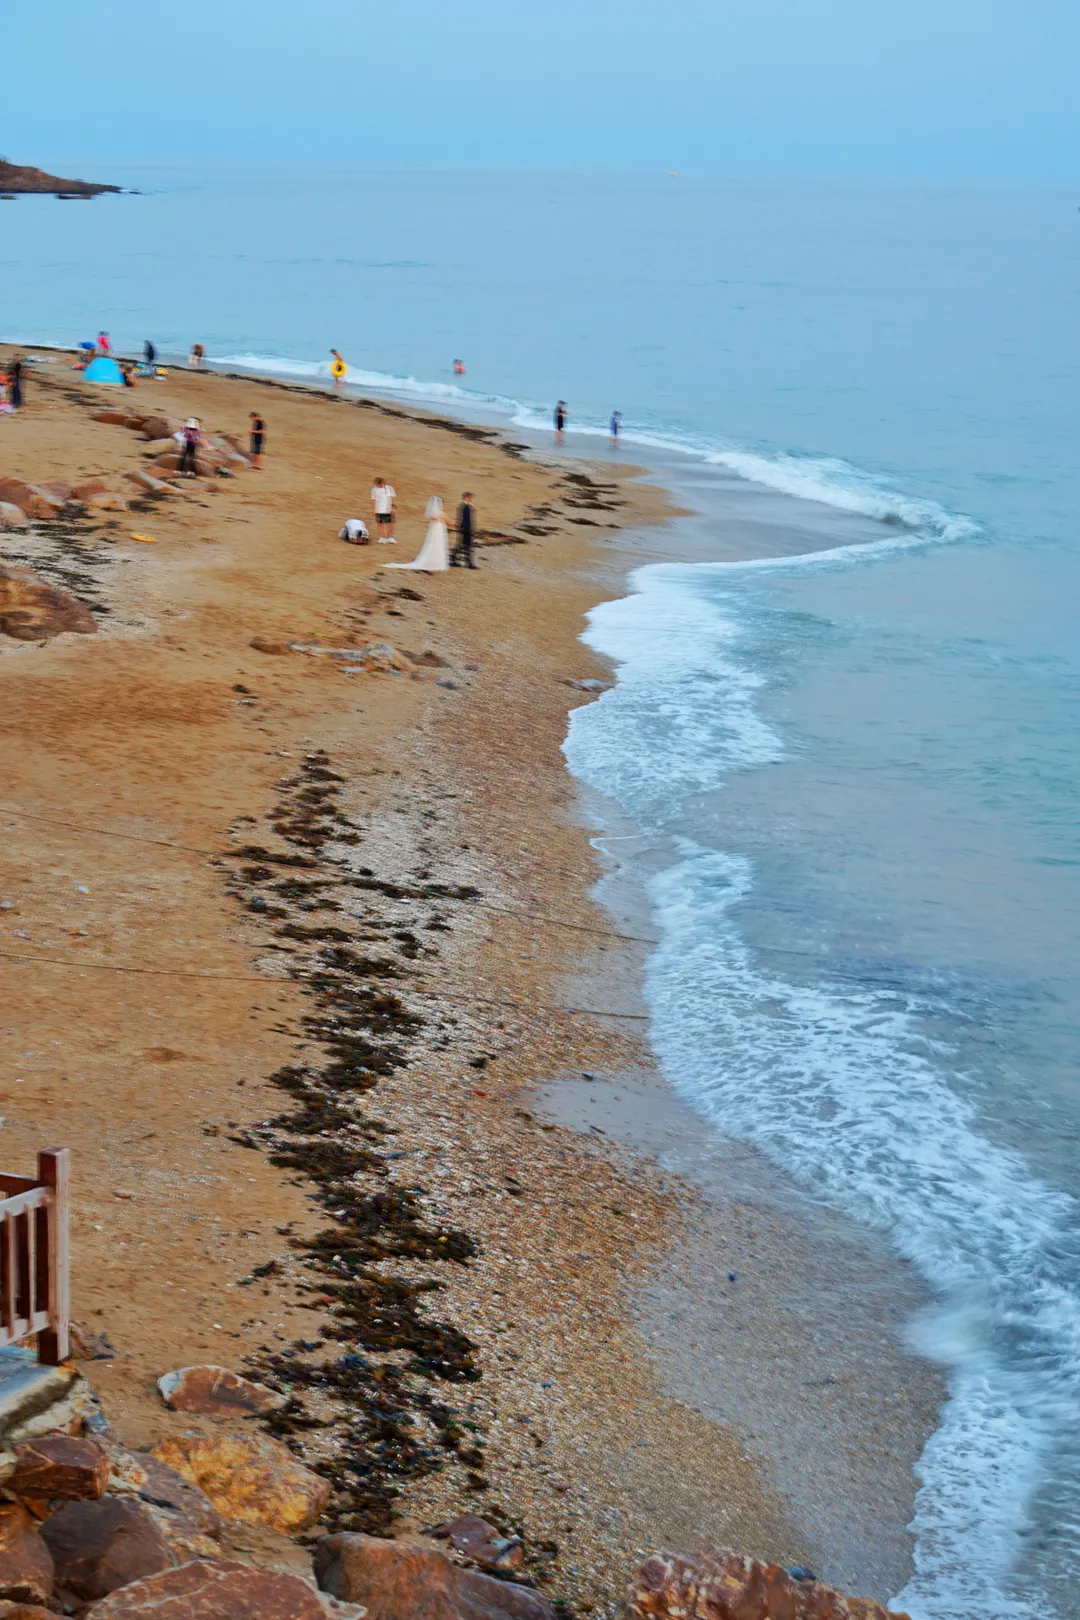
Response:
150,1433,330,1536
0,564,98,641
0,1504,53,1607
40,1499,176,1605
626,1552,911,1620
314,1533,556,1620
79,1558,361,1618
157,1365,285,1417
0,504,29,531
0,161,120,196
10,1435,110,1501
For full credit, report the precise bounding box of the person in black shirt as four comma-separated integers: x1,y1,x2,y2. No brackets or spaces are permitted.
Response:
451,492,477,568
249,412,266,469
144,340,156,369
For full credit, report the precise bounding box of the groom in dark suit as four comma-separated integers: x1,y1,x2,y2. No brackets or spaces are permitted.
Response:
450,492,477,568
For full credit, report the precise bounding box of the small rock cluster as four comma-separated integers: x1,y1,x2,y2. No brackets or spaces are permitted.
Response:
0,410,254,534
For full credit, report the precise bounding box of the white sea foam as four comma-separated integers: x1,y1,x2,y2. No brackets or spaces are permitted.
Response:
205,350,976,550
564,567,1080,1620
643,846,1079,1620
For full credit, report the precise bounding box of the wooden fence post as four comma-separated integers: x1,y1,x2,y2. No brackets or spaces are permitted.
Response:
36,1148,70,1365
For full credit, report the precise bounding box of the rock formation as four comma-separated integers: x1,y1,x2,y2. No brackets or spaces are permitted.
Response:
625,1551,911,1620
0,161,120,196
0,564,98,641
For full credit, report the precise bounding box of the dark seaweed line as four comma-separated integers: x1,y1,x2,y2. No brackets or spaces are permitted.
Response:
221,751,501,1539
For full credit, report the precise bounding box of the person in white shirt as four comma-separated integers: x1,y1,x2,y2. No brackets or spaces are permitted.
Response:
370,478,397,543
339,518,369,545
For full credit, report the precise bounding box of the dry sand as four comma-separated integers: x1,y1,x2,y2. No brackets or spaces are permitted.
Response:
0,351,931,1613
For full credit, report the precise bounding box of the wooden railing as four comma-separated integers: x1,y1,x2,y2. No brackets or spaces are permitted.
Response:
0,1149,70,1365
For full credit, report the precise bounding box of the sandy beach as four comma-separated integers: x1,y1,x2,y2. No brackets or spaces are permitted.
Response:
0,350,939,1613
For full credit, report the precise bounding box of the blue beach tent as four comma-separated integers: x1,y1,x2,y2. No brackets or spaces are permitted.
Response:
83,356,125,384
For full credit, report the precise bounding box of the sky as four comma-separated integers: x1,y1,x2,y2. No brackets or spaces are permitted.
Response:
7,0,1079,179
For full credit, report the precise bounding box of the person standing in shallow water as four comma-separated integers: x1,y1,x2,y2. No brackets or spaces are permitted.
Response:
248,412,266,469
450,492,477,568
610,409,622,446
9,357,24,411
554,400,567,443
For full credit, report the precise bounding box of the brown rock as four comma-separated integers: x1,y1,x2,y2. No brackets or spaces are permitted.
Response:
0,1505,53,1607
69,1323,115,1362
40,1499,175,1604
314,1533,555,1620
150,1433,330,1536
134,416,173,441
11,1436,110,1502
250,636,294,655
157,1365,285,1417
71,480,111,500
0,1603,55,1619
125,470,173,496
35,483,72,505
400,649,450,669
90,410,130,425
0,504,30,531
85,493,127,512
134,1455,220,1538
426,1515,522,1572
0,564,98,641
0,482,63,521
625,1552,911,1620
82,1558,355,1619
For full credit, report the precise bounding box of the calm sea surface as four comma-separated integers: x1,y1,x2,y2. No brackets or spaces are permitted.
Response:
4,166,1080,1619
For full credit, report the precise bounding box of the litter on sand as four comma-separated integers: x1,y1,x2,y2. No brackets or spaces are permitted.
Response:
129,532,157,544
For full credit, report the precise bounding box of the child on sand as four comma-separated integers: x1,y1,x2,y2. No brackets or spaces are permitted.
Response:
371,477,396,543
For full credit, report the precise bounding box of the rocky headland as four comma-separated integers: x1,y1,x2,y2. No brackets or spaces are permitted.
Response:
0,161,121,197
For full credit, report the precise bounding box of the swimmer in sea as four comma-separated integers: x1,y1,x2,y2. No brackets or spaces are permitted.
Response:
453,359,466,375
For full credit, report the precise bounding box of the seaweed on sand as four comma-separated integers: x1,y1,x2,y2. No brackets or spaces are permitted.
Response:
221,749,488,1534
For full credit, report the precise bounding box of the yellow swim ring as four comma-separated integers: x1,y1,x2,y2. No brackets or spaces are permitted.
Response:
330,358,347,379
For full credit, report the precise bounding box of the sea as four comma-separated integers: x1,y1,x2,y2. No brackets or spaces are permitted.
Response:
3,165,1079,1620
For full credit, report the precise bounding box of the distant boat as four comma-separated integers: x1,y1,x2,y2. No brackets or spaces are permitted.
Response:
0,194,15,201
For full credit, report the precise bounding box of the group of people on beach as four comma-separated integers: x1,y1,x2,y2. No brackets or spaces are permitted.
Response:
339,481,477,571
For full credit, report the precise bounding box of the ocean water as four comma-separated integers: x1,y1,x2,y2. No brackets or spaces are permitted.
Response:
4,166,1080,1618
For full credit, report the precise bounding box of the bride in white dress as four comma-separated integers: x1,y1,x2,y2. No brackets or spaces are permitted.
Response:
385,496,450,572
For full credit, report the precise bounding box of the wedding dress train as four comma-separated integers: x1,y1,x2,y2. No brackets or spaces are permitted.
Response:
385,496,450,571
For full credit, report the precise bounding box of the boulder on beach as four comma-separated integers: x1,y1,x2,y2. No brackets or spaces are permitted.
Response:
157,1365,285,1417
625,1551,912,1620
10,1435,110,1502
0,479,65,520
314,1532,555,1620
81,1558,356,1619
0,1504,54,1607
0,564,97,641
39,1499,175,1605
0,503,30,531
150,1433,330,1536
